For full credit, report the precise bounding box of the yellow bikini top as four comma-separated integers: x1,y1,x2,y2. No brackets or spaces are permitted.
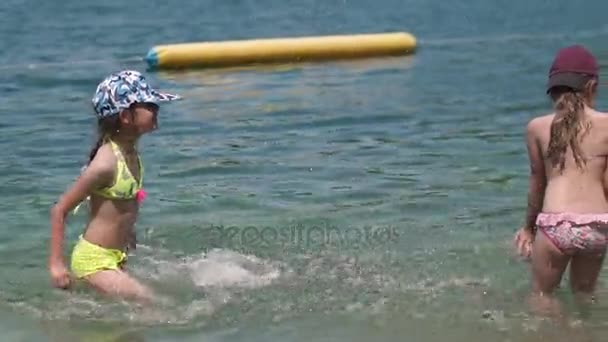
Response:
72,140,145,215
92,139,144,200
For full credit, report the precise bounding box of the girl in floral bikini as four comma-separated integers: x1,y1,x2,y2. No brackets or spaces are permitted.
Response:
514,45,608,315
48,70,180,302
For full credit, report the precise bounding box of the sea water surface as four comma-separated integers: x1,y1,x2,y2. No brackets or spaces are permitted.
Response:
3,0,608,341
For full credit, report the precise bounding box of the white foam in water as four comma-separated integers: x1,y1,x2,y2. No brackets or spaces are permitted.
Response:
1,247,287,329
186,249,282,289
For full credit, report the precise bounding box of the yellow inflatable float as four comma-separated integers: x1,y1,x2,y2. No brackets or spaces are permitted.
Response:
145,32,417,70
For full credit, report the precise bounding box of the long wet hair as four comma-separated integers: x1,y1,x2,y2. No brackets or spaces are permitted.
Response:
546,80,595,173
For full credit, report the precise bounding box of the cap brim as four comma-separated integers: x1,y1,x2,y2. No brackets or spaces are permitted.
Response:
546,72,592,93
147,90,182,103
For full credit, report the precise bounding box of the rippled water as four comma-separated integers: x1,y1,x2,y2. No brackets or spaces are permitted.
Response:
3,0,608,341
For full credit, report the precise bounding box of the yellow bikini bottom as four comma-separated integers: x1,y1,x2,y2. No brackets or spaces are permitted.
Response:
70,235,127,279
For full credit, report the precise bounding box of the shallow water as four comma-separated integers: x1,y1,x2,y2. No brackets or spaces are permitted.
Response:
3,0,608,341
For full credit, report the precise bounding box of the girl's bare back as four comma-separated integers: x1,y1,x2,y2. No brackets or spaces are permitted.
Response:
529,110,608,213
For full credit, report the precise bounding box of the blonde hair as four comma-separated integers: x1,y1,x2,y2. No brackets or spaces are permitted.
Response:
546,87,592,173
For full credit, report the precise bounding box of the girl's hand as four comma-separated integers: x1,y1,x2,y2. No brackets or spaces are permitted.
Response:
513,227,534,259
49,261,72,289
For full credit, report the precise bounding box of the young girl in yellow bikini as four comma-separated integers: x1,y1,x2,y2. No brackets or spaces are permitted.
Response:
48,70,180,302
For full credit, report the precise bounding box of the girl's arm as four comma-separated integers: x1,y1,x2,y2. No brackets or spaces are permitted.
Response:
523,118,547,232
48,148,114,269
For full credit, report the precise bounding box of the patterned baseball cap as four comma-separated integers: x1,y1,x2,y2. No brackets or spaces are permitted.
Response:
92,70,181,118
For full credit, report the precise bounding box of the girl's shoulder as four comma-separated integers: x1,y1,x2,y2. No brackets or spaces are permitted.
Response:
526,114,554,135
86,142,118,177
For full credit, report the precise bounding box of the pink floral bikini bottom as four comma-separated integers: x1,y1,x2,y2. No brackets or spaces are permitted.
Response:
536,212,608,255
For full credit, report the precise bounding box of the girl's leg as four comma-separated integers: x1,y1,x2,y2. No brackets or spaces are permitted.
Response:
569,248,606,305
84,269,154,304
529,230,571,317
